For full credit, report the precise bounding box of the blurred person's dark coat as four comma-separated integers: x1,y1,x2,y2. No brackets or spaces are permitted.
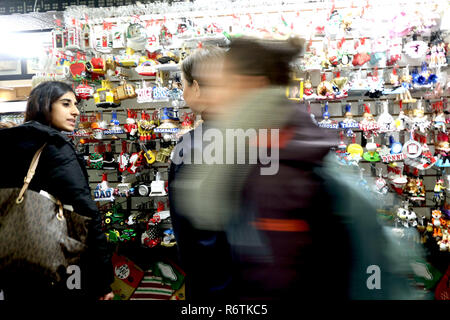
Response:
170,87,423,300
0,121,113,300
169,121,233,301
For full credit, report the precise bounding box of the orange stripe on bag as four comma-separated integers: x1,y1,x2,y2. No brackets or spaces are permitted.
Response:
251,218,310,232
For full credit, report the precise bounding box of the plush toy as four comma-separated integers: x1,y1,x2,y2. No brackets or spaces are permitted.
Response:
431,210,445,238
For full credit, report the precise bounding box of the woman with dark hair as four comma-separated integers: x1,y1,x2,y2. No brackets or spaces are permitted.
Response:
0,81,114,300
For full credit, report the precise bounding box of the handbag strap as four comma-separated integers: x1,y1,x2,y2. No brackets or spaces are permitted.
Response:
16,144,47,204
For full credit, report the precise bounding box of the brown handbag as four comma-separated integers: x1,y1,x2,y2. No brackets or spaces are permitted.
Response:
0,144,91,283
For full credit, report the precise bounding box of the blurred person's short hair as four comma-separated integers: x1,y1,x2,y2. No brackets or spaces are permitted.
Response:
225,36,305,86
181,46,225,87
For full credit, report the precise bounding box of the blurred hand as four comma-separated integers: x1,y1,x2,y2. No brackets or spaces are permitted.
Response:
99,291,114,300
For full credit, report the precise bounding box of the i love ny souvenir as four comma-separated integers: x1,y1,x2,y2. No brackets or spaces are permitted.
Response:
75,81,94,100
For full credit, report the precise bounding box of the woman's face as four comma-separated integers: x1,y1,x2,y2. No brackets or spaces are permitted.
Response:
50,91,79,132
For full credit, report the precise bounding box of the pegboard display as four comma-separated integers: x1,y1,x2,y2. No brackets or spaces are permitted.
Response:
29,1,450,291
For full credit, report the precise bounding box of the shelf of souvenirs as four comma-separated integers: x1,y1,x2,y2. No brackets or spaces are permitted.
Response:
297,91,450,103
79,105,192,112
299,63,450,74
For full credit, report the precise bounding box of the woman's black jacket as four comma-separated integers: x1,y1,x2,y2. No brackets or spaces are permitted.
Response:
0,121,113,298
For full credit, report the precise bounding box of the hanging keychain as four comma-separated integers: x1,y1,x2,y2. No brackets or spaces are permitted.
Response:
118,140,130,173
318,102,338,129
88,144,104,170
128,143,144,174
374,167,388,195
103,143,117,170
377,100,396,133
347,135,363,164
363,136,381,162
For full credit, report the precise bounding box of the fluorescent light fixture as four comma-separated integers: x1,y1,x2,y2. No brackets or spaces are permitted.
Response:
0,31,51,59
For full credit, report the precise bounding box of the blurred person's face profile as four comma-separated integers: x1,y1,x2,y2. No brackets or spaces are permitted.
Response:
182,75,204,114
182,59,227,116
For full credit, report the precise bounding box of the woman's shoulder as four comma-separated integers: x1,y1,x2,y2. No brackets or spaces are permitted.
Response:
0,120,73,146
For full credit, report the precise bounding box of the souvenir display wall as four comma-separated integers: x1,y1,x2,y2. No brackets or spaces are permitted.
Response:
32,0,450,299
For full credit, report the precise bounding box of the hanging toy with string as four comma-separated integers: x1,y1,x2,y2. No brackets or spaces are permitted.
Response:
316,73,334,100
103,143,117,170
388,162,408,195
377,101,396,133
403,130,423,160
435,132,450,167
87,144,104,170
335,132,350,165
74,113,91,138
394,100,409,131
380,136,405,163
331,71,349,99
306,102,317,125
118,140,130,173
124,109,138,140
359,104,380,138
339,103,359,138
175,112,195,139
94,173,115,202
75,80,94,100
365,67,384,99
345,134,363,165
432,101,446,132
303,74,317,100
352,37,371,67
404,132,437,170
412,62,438,88
389,65,400,87
318,102,338,129
104,110,124,136
363,138,381,162
410,100,431,133
340,103,359,129
373,168,389,196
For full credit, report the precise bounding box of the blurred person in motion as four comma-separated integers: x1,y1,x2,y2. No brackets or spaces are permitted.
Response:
169,46,234,301
0,81,114,300
171,37,424,300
